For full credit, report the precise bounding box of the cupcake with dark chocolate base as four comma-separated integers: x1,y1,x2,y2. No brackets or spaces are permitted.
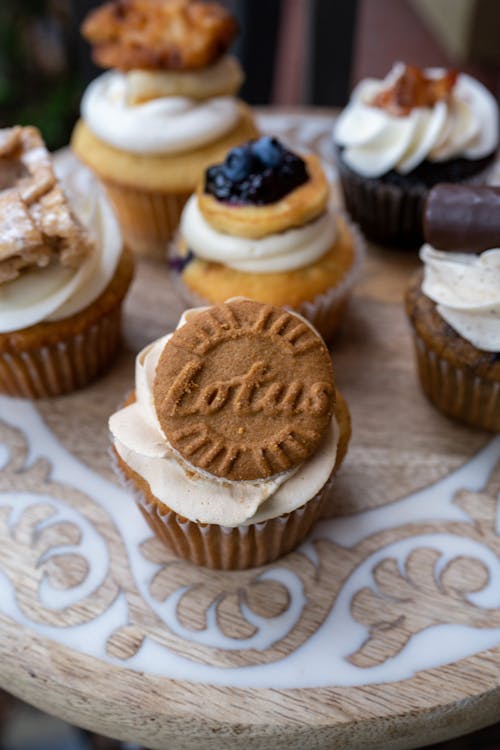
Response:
109,298,351,569
171,136,364,343
406,184,500,430
334,63,498,247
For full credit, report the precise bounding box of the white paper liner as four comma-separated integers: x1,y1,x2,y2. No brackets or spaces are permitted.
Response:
171,210,365,343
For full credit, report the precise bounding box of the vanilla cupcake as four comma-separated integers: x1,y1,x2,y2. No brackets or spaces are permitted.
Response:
110,298,351,569
334,63,498,247
172,136,363,343
406,185,500,430
0,126,133,398
71,0,258,258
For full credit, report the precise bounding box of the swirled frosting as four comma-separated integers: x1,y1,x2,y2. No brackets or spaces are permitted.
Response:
180,195,337,273
0,162,122,333
334,65,498,178
81,68,241,155
109,306,339,527
421,244,500,352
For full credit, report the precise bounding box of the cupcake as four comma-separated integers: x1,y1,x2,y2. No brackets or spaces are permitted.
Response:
0,125,133,398
109,298,351,569
406,184,500,431
71,0,258,259
334,63,498,247
171,136,364,343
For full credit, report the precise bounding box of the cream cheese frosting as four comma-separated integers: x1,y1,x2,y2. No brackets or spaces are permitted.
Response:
81,68,241,155
0,163,122,333
181,195,337,273
334,65,498,178
420,244,500,352
109,307,339,527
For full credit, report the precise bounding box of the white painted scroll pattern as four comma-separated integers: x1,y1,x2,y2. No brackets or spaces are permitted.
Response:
1,397,500,688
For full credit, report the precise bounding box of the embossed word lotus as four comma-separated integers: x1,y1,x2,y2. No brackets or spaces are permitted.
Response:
154,299,335,481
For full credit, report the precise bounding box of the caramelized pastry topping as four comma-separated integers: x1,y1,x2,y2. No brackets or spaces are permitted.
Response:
82,0,238,72
371,65,458,116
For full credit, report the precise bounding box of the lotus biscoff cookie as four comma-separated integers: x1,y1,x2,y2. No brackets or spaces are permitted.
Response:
110,298,351,569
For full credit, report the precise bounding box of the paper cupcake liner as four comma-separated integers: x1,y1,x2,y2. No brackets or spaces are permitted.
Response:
113,442,331,569
336,149,494,248
173,211,365,344
411,332,500,431
103,180,190,260
0,305,123,399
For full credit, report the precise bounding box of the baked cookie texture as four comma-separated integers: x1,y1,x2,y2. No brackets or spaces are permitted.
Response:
0,126,91,283
82,0,238,72
154,299,336,479
197,154,329,238
111,298,351,569
406,272,500,431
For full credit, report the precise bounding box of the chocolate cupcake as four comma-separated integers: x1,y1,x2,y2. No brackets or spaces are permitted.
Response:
334,64,498,247
109,298,351,569
406,185,500,430
171,136,364,343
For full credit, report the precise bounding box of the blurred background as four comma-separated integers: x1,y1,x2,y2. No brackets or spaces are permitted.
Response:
1,0,500,149
1,0,500,747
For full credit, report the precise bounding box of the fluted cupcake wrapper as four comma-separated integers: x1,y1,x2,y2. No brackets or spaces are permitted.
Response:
412,332,500,431
135,476,329,570
0,306,123,399
173,211,365,345
336,155,427,248
103,180,190,260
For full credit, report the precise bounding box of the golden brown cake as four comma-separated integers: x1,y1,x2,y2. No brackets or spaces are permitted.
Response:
109,299,351,569
173,137,363,343
72,0,258,258
0,125,133,398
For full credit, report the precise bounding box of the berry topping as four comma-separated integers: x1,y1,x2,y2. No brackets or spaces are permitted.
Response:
204,137,309,206
169,249,194,273
223,145,254,182
251,136,284,167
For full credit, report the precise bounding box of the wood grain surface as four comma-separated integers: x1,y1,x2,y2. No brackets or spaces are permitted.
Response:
0,111,499,750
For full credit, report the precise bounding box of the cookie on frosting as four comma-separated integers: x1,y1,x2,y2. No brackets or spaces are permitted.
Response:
82,0,238,72
153,299,335,480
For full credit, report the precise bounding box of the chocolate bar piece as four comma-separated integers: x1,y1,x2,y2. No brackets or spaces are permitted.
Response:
424,183,500,253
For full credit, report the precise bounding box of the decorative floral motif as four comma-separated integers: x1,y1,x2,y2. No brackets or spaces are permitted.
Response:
1,413,500,672
348,459,500,667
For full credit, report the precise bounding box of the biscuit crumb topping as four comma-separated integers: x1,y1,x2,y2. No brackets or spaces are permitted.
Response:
0,126,92,285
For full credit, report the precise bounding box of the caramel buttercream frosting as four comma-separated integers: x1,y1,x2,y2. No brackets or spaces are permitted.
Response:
0,126,91,284
110,300,341,527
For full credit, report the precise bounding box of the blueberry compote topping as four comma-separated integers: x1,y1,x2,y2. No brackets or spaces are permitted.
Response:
204,137,309,205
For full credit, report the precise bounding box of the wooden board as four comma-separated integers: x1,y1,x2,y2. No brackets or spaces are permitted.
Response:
0,111,500,750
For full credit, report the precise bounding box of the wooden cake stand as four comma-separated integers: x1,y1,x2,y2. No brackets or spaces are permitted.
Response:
1,112,499,750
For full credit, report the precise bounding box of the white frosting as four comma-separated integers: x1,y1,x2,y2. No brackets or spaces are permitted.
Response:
109,309,339,527
81,69,241,155
0,171,122,333
420,244,500,352
334,65,498,178
180,195,337,273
